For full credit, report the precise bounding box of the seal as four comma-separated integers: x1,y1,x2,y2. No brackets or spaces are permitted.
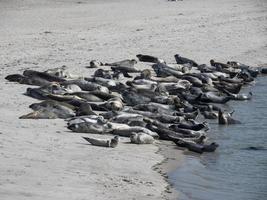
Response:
88,60,104,68
127,82,158,95
175,121,209,131
196,92,231,104
130,133,154,144
181,75,203,87
29,99,75,111
86,77,118,88
20,99,76,119
45,65,78,79
222,89,252,101
76,103,97,116
210,59,229,69
104,97,124,111
214,81,242,94
241,146,267,151
108,122,159,138
106,59,137,68
19,110,59,119
5,74,50,86
66,92,104,102
174,139,218,153
202,111,218,119
218,110,241,125
106,59,139,77
61,79,109,93
23,69,66,82
67,115,109,134
152,63,184,78
159,80,192,92
127,108,183,123
136,54,165,63
93,69,113,79
83,136,119,148
25,82,69,100
63,84,82,93
174,54,198,67
261,67,267,74
110,112,144,124
145,123,185,141
122,90,151,106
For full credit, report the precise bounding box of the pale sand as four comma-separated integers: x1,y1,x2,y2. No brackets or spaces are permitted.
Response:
0,0,266,199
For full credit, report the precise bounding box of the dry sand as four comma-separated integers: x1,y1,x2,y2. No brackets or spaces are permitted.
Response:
0,0,266,199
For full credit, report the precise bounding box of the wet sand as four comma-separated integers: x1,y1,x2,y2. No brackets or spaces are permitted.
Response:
0,0,266,199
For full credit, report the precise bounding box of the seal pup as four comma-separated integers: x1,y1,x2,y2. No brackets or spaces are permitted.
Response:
83,136,119,148
130,133,155,144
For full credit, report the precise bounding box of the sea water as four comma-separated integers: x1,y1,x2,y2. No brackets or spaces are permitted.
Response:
169,76,267,200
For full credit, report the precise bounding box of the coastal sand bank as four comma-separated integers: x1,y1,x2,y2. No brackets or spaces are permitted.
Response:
0,0,266,199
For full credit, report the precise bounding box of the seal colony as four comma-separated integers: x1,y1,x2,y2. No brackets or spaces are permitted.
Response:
5,54,266,154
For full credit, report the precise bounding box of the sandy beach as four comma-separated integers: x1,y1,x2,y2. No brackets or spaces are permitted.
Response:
0,0,266,199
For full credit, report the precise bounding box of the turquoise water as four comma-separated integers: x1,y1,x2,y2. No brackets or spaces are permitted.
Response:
169,76,267,200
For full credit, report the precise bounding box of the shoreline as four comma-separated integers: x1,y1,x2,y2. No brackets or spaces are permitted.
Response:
155,141,184,200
